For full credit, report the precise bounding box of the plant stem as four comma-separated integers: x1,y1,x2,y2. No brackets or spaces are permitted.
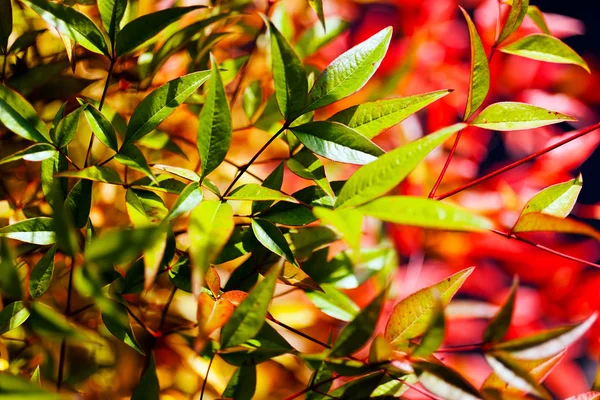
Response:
158,287,177,332
85,58,115,167
283,376,341,400
269,318,332,349
200,352,216,400
126,305,156,337
57,257,75,391
433,122,600,200
434,342,484,353
428,128,464,198
223,158,264,182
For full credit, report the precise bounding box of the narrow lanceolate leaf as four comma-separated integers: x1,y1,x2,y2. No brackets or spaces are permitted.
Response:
0,143,56,165
471,102,576,131
0,238,21,299
291,121,384,165
57,166,123,185
412,301,445,357
98,0,127,49
22,0,108,55
512,212,600,241
336,123,464,208
496,0,529,44
222,366,257,400
115,144,157,183
126,189,168,227
0,301,30,335
28,245,56,299
307,0,326,30
132,353,159,400
165,182,203,222
306,283,359,321
252,162,285,215
251,219,298,267
53,106,82,148
226,184,297,203
303,27,393,113
188,201,234,295
413,361,483,400
81,103,119,151
85,226,166,266
527,6,550,35
116,6,203,56
287,148,333,197
313,207,362,255
198,55,231,180
143,230,167,291
518,174,582,219
267,18,307,121
296,17,349,58
102,300,145,355
124,71,211,146
330,287,387,357
0,84,51,143
500,34,590,73
220,263,282,348
384,267,474,347
0,0,11,54
484,277,519,343
0,217,55,245
328,90,452,139
492,313,597,359
485,352,551,399
151,164,200,182
358,196,493,231
460,7,490,120
243,81,262,121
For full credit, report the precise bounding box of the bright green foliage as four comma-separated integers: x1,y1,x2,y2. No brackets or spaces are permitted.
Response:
496,0,529,44
81,103,119,151
484,352,551,399
527,6,550,34
165,182,203,221
251,219,298,267
0,301,30,335
0,217,55,245
98,0,127,51
0,84,51,143
0,143,56,165
102,301,145,355
227,183,297,203
28,245,56,299
306,283,359,321
471,102,576,131
412,300,445,357
517,174,582,219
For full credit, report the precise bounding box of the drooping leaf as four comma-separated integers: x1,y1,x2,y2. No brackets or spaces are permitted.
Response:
335,123,464,208
52,106,82,148
222,365,257,400
526,6,550,35
484,277,519,343
116,6,203,56
125,189,168,227
102,300,145,355
291,121,384,165
499,34,590,73
0,84,51,143
296,17,348,58
131,353,159,400
413,361,483,400
330,287,387,357
188,201,234,295
357,196,493,231
313,207,362,255
165,182,203,222
81,103,119,151
484,352,551,399
496,0,529,44
0,217,55,245
28,245,56,299
124,71,210,146
251,219,298,267
287,148,333,197
98,0,127,51
492,313,597,359
512,212,600,241
384,267,474,348
22,0,109,55
329,90,452,139
227,183,297,204
115,144,157,183
307,0,326,30
0,143,56,165
303,27,393,113
0,301,30,335
517,174,582,219
306,283,359,321
412,300,446,357
220,263,282,348
266,17,307,121
0,0,11,55
471,102,576,131
460,7,490,120
57,166,123,185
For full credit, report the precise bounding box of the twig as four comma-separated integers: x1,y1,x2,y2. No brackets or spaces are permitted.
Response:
428,128,464,198
200,352,216,400
85,58,115,167
158,287,177,332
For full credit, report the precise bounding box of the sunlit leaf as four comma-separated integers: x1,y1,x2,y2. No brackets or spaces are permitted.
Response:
102,300,145,355
165,182,203,222
0,143,56,165
500,34,590,73
287,148,333,197
306,283,359,321
53,106,82,148
222,365,257,400
28,245,56,299
126,189,168,227
518,174,582,219
252,162,285,215
151,164,200,182
527,6,550,35
313,207,362,254
115,144,157,183
227,183,297,203
471,102,576,131
0,217,55,245
484,277,518,343
0,84,51,143
251,219,298,267
497,0,529,44
307,0,325,30
131,353,159,400
412,300,445,357
484,352,551,399
296,17,348,58
512,212,600,240
81,103,119,151
98,0,127,51
0,301,30,335
57,166,123,185
413,360,483,400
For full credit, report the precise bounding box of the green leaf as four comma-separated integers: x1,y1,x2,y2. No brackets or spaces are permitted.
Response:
384,267,474,348
484,352,551,399
124,71,210,146
0,372,58,400
287,148,333,197
98,0,127,50
307,0,325,30
0,143,56,165
165,182,203,222
28,245,56,299
306,283,359,321
243,81,262,121
499,34,590,73
219,321,293,365
484,277,518,343
526,6,550,35
335,123,464,208
303,27,392,113
188,201,234,294
251,219,298,267
114,144,157,183
492,313,597,359
151,164,200,182
131,353,159,400
328,90,452,139
266,18,307,121
53,106,82,148
252,161,285,215
460,7,490,120
0,301,30,335
471,102,576,131
222,365,257,400
0,217,55,245
220,263,282,348
330,287,387,357
216,226,259,264
497,0,529,44
413,361,483,400
313,207,362,254
198,55,231,180
102,300,145,355
31,366,41,386
291,121,384,165
306,362,334,400
57,166,123,184
22,0,108,55
29,302,86,340
0,84,51,143
0,0,11,55
116,6,202,57
517,174,582,219
63,179,93,229
81,103,119,151
357,196,494,231
296,17,348,58
125,189,168,227
227,183,297,203
512,212,600,241
41,152,68,209
8,29,46,55
412,300,445,357
0,238,21,299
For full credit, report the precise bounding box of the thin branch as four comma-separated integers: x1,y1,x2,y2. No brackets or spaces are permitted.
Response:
200,352,216,400
223,158,264,182
434,342,484,353
85,58,115,167
126,305,156,337
428,128,464,198
158,287,177,332
269,318,332,349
